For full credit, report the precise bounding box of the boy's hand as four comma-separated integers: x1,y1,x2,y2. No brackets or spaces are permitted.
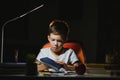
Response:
55,60,68,70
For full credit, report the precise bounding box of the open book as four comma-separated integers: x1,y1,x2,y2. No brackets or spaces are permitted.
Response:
40,57,64,72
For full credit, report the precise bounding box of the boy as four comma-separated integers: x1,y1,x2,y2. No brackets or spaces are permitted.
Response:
35,19,80,72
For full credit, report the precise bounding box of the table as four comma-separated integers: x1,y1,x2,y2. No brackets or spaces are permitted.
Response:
0,63,120,80
0,73,120,80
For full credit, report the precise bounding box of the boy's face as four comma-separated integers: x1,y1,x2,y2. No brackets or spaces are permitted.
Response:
48,33,65,53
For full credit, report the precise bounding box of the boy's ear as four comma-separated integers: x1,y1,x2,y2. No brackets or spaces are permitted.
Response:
47,35,50,41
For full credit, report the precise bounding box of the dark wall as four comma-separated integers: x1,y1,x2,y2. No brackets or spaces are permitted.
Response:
0,0,30,62
0,0,97,63
0,0,119,63
97,0,120,63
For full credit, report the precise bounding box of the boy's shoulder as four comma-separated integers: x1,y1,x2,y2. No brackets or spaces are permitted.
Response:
41,47,50,51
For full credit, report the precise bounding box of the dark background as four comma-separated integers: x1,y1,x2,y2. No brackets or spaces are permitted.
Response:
0,0,120,63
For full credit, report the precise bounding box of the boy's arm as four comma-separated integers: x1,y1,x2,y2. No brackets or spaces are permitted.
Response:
55,61,79,71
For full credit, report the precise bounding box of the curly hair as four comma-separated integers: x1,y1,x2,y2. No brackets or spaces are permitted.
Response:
48,19,70,41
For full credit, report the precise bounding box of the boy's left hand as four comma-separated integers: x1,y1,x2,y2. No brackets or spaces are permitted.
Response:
55,60,68,70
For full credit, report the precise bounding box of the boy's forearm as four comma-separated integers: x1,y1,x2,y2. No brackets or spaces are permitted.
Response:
66,65,75,70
